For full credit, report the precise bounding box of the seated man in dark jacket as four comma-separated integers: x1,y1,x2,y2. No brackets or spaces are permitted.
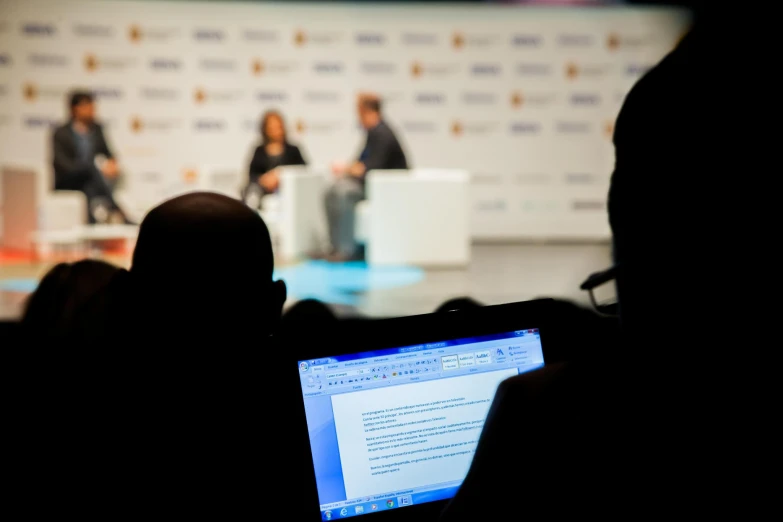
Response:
321,93,408,261
52,91,130,223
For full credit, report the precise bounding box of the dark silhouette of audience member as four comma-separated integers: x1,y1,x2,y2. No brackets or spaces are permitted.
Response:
440,10,747,519
124,191,286,340
21,259,123,340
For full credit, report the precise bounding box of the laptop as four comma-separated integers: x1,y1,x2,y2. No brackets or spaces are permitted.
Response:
294,300,553,521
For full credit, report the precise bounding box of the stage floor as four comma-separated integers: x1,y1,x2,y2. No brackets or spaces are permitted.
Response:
0,243,612,320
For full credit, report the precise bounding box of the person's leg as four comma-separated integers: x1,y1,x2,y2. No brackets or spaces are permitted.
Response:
331,178,364,258
324,183,340,255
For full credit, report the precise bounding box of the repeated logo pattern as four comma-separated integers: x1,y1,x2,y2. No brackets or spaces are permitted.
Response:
2,2,689,239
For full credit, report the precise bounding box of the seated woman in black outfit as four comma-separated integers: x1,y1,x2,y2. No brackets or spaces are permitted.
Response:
242,110,307,209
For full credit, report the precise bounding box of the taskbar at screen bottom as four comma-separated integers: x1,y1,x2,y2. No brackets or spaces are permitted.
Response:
322,486,458,519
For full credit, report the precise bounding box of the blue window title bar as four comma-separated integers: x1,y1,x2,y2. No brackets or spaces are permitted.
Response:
299,329,539,367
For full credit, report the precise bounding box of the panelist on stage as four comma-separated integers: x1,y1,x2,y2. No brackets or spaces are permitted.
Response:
242,110,307,210
52,91,130,224
321,94,408,262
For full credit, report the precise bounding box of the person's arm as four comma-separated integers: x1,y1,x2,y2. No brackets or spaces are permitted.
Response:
248,147,267,184
95,124,114,159
352,127,391,177
52,128,90,187
290,145,307,166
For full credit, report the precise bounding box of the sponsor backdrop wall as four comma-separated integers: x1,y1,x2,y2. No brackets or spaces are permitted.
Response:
0,0,689,240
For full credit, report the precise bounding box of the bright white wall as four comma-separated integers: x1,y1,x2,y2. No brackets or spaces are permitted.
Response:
0,0,689,239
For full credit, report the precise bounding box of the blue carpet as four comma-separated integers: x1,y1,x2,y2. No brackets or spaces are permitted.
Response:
0,262,425,307
274,261,425,306
0,278,38,293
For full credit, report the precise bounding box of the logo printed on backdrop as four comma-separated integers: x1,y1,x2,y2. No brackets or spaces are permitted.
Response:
463,92,496,105
295,119,343,135
250,58,298,76
475,199,507,213
565,62,610,80
193,87,242,104
355,33,385,45
565,173,596,185
607,32,655,51
200,58,236,71
73,24,114,38
21,23,57,37
28,53,69,67
626,63,652,76
415,93,446,105
84,53,136,72
304,91,341,102
22,83,68,103
515,173,552,185
0,53,12,67
129,116,181,133
570,93,601,106
511,34,543,47
556,121,591,134
566,62,579,80
572,200,605,211
294,29,342,46
452,31,500,49
23,115,60,129
558,33,593,47
511,92,523,108
516,63,551,77
193,119,225,131
402,121,437,133
410,61,459,78
244,29,278,42
194,29,225,42
401,33,437,45
256,91,287,102
312,62,343,74
182,168,198,184
472,173,503,185
129,24,180,43
140,87,180,100
471,63,502,76
360,62,396,74
521,200,558,212
604,120,615,140
92,87,124,100
509,121,542,135
451,120,499,137
149,58,182,71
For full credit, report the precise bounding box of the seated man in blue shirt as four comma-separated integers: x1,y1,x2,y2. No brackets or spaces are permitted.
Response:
52,91,131,224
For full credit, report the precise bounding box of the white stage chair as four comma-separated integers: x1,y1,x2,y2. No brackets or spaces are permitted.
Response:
360,169,471,267
1,164,87,256
261,166,327,261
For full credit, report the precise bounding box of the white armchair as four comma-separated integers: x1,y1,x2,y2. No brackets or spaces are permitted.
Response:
359,169,471,266
262,166,328,261
1,165,87,255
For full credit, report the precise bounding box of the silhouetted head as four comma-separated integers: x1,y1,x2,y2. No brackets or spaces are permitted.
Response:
130,192,285,338
69,90,95,124
260,110,287,145
22,260,122,339
357,93,382,130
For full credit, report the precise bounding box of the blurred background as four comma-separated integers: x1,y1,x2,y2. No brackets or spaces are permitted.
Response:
0,0,694,318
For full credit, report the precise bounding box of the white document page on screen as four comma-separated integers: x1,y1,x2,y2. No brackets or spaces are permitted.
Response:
330,368,518,500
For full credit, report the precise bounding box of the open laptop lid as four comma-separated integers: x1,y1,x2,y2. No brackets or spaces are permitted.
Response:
292,299,559,521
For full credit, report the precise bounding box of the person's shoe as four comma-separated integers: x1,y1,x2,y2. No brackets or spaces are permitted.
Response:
308,250,331,260
324,252,353,263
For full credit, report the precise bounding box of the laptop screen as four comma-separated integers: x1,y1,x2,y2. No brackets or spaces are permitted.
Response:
298,328,545,520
